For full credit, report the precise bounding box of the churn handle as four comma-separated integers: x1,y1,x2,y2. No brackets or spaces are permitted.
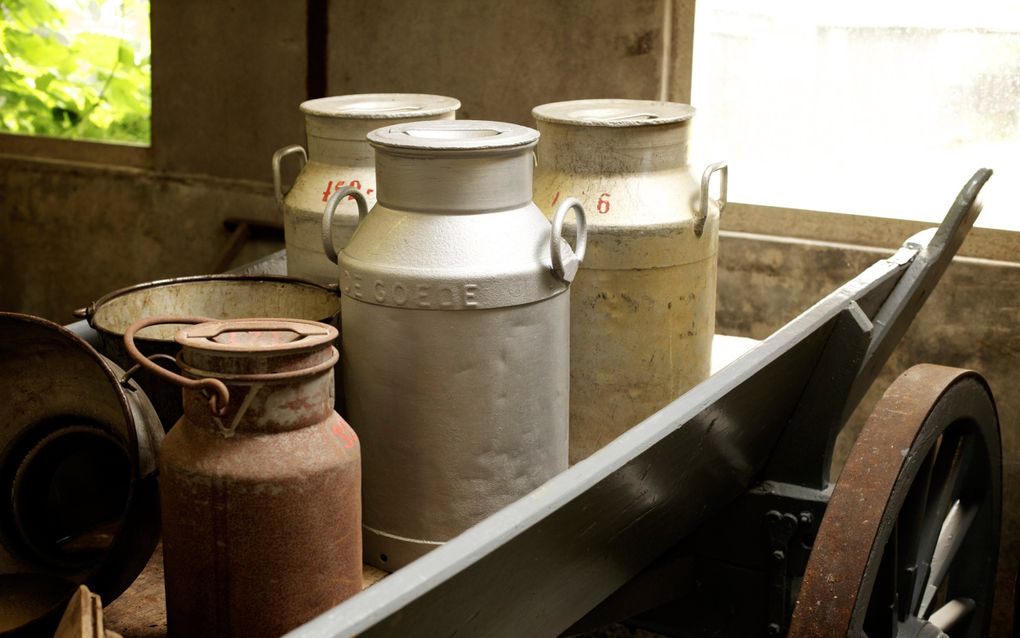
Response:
321,186,369,265
272,145,308,209
123,315,230,417
550,197,588,284
696,161,728,238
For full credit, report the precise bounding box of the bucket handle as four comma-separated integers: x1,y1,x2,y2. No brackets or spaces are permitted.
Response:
123,316,230,417
696,161,728,238
322,186,369,265
550,197,588,284
272,145,308,209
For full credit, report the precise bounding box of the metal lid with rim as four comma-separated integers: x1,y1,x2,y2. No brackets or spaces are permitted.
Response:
367,120,539,152
532,99,695,127
300,94,461,120
175,319,337,354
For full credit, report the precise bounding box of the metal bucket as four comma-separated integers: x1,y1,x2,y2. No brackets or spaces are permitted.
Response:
0,312,163,635
78,275,343,428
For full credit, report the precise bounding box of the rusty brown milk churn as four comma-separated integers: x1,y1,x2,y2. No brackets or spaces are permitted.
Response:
322,120,587,571
124,316,361,638
532,99,728,464
272,93,461,286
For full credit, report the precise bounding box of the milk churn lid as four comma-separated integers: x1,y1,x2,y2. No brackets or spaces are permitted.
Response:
300,93,461,119
367,120,539,151
532,99,695,127
175,318,337,354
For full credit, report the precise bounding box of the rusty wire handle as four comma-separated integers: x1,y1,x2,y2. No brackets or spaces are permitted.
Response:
272,145,307,209
696,161,728,238
321,186,369,265
123,316,230,417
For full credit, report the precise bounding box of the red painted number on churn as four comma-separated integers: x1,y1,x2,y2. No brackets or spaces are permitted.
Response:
321,180,374,202
597,192,611,214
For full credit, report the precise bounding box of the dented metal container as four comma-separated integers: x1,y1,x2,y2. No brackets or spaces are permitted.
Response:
532,99,728,463
125,317,361,638
323,120,586,571
273,93,461,286
0,312,162,635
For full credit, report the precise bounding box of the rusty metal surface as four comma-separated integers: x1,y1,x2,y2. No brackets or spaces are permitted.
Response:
789,365,1001,637
82,274,343,427
0,312,162,635
150,318,361,638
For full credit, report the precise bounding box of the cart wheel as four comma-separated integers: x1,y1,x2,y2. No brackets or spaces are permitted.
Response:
788,364,1001,638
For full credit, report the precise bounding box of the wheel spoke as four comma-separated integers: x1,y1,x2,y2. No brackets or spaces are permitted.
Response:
910,431,972,614
897,448,935,621
919,500,978,617
928,597,976,632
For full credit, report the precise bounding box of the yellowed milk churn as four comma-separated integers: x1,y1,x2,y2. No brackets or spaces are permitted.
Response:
323,120,586,570
272,93,460,285
532,99,728,464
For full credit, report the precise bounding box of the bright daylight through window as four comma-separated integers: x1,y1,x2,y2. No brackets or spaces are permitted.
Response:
691,1,1020,231
1,0,150,145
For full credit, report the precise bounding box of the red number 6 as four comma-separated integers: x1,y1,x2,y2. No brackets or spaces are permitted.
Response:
597,192,611,214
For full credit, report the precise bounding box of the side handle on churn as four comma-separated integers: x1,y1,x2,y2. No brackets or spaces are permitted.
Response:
550,197,588,284
321,186,369,265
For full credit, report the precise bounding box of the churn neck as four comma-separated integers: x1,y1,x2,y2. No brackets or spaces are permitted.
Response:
367,120,540,213
532,99,695,174
301,94,460,166
176,319,339,435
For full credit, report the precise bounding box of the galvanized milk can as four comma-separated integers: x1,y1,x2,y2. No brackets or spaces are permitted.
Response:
124,316,361,638
532,99,728,464
323,120,586,571
273,93,461,285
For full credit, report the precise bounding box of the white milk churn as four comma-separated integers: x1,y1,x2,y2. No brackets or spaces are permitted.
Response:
532,99,728,464
272,93,460,285
322,120,587,570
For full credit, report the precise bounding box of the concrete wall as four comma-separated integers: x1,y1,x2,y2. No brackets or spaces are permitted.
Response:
327,0,677,123
1,0,1018,634
0,0,307,321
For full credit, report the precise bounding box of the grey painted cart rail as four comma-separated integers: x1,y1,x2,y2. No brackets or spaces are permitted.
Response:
287,171,995,638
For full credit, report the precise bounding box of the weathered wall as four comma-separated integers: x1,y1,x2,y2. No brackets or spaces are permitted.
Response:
0,0,307,321
0,156,279,322
150,0,307,181
327,0,692,123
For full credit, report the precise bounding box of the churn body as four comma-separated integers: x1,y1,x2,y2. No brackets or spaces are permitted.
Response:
150,319,361,638
533,99,724,464
275,93,460,286
333,120,584,570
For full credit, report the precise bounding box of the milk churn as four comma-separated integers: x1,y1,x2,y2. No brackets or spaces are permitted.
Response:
532,99,728,464
322,120,586,571
124,316,361,638
273,93,461,286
